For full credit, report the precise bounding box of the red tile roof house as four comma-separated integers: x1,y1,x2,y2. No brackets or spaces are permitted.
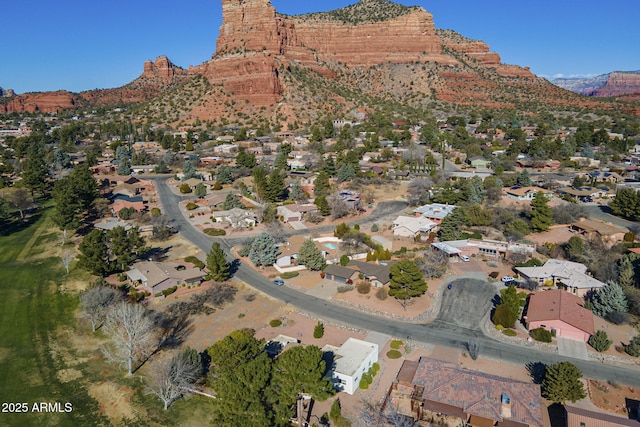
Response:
523,289,594,342
110,199,146,215
386,357,543,427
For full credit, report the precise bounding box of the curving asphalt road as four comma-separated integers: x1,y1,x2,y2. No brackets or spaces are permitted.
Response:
153,178,640,387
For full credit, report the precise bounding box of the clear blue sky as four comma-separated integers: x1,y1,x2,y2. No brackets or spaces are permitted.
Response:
3,0,639,93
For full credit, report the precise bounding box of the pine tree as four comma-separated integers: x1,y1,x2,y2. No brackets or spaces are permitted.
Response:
516,169,531,186
314,195,331,216
313,321,324,339
541,362,586,403
297,239,326,271
389,260,427,310
77,229,111,276
249,232,279,267
591,281,628,318
266,169,287,202
289,183,307,203
222,193,243,210
313,171,330,196
206,242,230,282
530,192,553,232
194,183,207,198
588,330,612,352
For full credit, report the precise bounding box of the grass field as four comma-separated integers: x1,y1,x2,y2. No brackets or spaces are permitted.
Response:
0,211,215,426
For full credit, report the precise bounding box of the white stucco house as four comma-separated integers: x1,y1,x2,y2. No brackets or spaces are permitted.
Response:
392,215,436,238
327,338,378,395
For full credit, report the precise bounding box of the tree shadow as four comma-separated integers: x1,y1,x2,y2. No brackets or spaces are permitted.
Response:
142,246,172,262
152,310,195,351
625,398,639,420
547,403,565,427
228,259,242,277
526,361,546,384
0,210,43,236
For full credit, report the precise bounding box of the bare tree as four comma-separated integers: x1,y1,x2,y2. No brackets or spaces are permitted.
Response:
79,286,121,332
359,400,416,427
7,187,32,219
146,347,203,410
102,302,157,375
416,248,448,279
406,178,433,206
61,251,74,274
329,196,350,220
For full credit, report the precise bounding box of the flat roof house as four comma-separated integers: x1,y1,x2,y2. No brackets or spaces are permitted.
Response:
327,338,378,395
412,203,457,224
523,290,594,342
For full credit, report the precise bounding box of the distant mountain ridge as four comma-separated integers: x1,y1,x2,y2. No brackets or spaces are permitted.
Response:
1,0,634,119
551,71,640,98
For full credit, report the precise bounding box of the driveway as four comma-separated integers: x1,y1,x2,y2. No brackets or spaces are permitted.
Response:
557,336,589,360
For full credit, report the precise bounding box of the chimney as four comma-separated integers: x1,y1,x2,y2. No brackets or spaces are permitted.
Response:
501,394,512,419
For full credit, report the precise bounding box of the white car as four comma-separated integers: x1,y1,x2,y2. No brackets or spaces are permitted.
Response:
460,255,470,262
501,276,515,283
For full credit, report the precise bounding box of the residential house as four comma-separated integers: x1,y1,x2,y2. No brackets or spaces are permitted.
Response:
211,208,256,229
213,143,238,154
433,239,536,261
505,186,552,201
386,357,543,427
564,405,640,427
468,156,491,169
126,261,206,294
515,259,605,297
523,290,594,342
326,338,378,395
412,203,457,224
323,264,359,284
94,217,132,231
392,215,437,238
557,186,615,199
570,219,627,246
347,260,392,288
336,190,361,211
277,204,317,223
110,198,146,215
577,170,624,184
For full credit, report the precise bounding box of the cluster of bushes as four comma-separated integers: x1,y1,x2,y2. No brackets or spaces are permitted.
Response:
337,285,354,293
390,339,403,349
356,281,371,294
280,271,299,279
375,288,387,300
203,228,226,236
179,183,192,193
529,327,553,343
386,349,402,359
155,285,179,298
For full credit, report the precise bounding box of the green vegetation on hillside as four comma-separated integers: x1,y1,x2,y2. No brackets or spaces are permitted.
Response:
296,0,420,24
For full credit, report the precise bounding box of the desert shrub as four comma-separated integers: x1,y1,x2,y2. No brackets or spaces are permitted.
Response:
359,372,373,389
337,285,354,293
179,183,192,193
588,330,612,352
203,228,226,236
186,202,199,210
150,207,161,217
386,349,402,359
269,319,282,328
313,321,324,339
238,245,251,257
356,281,371,294
530,327,553,343
237,313,245,319
280,271,300,279
606,310,629,325
184,256,205,269
495,324,504,331
502,329,517,337
489,271,499,279
371,223,379,232
162,286,178,297
371,363,380,375
624,336,640,357
390,340,403,349
375,288,388,300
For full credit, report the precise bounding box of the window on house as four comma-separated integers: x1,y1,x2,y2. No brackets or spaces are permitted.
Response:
579,422,585,427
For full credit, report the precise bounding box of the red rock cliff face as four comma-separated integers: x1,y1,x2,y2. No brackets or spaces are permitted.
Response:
591,72,640,97
142,56,186,80
0,91,79,114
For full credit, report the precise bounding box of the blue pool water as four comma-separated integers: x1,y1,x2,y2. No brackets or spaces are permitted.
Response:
323,243,338,250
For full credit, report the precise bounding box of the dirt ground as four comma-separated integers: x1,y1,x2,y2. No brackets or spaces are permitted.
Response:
588,379,640,417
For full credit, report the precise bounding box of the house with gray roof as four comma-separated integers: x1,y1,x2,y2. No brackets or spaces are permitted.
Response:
515,259,605,297
126,261,206,294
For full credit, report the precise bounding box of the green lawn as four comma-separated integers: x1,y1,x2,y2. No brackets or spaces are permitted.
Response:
0,212,216,426
0,212,108,426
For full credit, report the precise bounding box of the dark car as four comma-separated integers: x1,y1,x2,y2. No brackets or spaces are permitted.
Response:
272,279,284,286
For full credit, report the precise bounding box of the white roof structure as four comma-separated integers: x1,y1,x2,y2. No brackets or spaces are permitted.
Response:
94,217,132,231
413,203,457,220
334,338,378,377
431,241,462,255
516,259,586,280
393,215,437,234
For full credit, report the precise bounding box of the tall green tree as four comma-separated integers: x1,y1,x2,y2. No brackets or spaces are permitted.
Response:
437,207,468,241
207,330,272,426
194,182,207,198
388,260,427,310
21,143,50,196
530,192,552,232
206,242,230,282
52,176,83,232
108,226,146,273
266,169,287,203
314,195,331,216
297,239,326,271
313,171,330,197
236,147,257,169
269,346,334,425
78,229,111,276
591,281,628,318
492,284,525,328
610,188,640,221
249,232,279,267
222,193,243,210
541,362,586,403
516,170,531,186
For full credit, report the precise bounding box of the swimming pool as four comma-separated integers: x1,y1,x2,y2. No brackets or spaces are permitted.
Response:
323,243,338,250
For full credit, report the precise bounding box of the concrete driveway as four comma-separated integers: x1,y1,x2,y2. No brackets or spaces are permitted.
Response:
557,336,589,360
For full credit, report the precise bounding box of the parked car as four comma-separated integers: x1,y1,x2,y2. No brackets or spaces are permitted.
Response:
501,276,515,283
460,255,470,262
272,279,284,286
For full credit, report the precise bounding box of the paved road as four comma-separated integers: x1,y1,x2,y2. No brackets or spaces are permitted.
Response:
153,178,640,387
583,204,638,230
